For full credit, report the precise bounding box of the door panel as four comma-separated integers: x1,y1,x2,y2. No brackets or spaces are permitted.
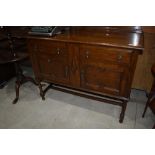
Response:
29,40,70,85
36,52,69,84
80,62,127,96
79,45,130,97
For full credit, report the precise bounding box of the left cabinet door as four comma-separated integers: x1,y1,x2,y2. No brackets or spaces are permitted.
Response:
28,39,70,85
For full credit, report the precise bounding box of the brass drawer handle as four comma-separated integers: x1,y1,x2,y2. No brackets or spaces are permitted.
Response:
85,50,89,59
57,48,60,55
118,55,123,61
48,59,51,63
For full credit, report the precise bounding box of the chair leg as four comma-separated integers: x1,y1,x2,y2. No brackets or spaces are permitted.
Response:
12,81,20,104
142,81,155,118
12,62,38,104
142,98,151,118
142,91,154,118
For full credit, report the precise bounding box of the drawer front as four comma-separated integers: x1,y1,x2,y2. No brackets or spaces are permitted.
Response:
30,39,67,55
80,45,132,65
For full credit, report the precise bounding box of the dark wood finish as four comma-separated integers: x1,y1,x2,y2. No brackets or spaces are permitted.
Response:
68,44,81,87
0,26,31,88
142,27,155,34
27,26,143,123
0,50,38,104
0,28,15,87
0,27,37,103
33,40,69,85
79,45,131,97
0,63,15,88
5,26,32,67
10,53,38,104
41,83,128,123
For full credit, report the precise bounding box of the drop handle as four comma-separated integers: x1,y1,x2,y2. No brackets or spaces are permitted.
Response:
117,55,123,61
57,48,60,55
85,50,89,58
48,59,51,63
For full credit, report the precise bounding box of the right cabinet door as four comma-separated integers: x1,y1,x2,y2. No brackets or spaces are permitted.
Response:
79,45,131,97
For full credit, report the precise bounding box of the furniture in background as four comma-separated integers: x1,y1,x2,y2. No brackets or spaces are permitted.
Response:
0,27,37,104
0,27,15,88
27,26,144,123
0,62,15,88
142,64,155,128
132,27,155,93
7,26,31,67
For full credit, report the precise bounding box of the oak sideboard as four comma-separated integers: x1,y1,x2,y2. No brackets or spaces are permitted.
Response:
27,27,144,123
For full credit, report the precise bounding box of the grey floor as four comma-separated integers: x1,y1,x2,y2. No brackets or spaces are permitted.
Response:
0,67,154,129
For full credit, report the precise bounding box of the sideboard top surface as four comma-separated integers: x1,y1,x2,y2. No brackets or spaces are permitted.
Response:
27,26,144,51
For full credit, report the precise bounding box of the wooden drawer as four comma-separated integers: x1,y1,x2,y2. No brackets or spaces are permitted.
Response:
30,39,67,55
80,45,132,65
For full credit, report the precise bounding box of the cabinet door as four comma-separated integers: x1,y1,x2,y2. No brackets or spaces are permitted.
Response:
30,40,69,85
37,53,69,84
79,46,130,97
80,62,129,96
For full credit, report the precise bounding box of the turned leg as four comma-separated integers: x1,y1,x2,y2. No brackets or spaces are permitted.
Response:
119,101,127,123
12,62,22,104
38,83,53,101
12,81,20,104
38,81,45,100
12,62,38,104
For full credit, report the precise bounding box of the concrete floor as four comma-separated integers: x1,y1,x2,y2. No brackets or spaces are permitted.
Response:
0,68,154,129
